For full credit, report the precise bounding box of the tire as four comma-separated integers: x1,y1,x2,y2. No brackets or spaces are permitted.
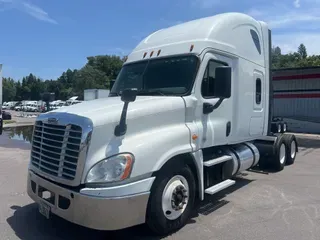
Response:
272,134,287,171
282,134,298,165
146,163,196,236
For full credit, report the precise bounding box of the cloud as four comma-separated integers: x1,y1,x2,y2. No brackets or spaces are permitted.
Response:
21,2,57,24
268,14,320,29
245,1,320,54
273,33,320,55
0,0,57,24
246,9,264,17
106,48,131,57
192,0,220,9
293,0,300,8
247,2,320,29
159,17,184,28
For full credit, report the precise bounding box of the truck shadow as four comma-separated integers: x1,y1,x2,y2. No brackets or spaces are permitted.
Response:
191,176,253,219
296,136,320,149
6,177,253,240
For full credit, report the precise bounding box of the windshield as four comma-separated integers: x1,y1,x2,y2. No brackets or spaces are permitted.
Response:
109,55,199,96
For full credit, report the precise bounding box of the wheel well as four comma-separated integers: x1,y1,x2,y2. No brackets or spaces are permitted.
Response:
152,153,200,200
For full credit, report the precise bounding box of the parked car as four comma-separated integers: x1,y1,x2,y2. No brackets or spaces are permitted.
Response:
14,104,22,111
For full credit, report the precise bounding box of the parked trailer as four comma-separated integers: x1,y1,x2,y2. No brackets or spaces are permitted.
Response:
272,66,320,124
84,89,110,101
27,13,298,235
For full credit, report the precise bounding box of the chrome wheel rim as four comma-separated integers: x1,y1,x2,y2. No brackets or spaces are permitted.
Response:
280,143,286,164
291,140,296,159
162,175,189,220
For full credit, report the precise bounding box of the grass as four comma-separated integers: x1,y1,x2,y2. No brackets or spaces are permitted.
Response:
3,120,16,125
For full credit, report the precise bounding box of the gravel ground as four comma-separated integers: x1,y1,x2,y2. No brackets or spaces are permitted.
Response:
0,131,320,240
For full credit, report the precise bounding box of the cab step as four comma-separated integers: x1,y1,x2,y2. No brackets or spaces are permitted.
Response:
205,179,236,195
203,155,233,167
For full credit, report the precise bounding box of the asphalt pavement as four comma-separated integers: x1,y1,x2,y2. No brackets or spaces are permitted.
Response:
0,132,320,240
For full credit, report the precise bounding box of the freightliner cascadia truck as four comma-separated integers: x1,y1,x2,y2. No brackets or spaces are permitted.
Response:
27,12,299,235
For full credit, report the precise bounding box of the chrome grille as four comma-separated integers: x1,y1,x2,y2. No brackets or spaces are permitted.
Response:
31,120,83,180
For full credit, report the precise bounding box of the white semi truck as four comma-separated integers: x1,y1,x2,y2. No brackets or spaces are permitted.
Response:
27,12,298,235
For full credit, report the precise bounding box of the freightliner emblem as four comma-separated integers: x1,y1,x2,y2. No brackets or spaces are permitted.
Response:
47,118,58,124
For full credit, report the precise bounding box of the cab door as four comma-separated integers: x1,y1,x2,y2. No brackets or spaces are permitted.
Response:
193,52,235,149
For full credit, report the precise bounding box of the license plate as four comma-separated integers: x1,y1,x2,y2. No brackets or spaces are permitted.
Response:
39,201,50,219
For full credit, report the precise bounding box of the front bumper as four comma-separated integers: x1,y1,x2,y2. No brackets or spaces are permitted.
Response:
27,170,155,231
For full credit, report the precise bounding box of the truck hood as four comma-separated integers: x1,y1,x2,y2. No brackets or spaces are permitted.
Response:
48,96,185,127
35,96,189,185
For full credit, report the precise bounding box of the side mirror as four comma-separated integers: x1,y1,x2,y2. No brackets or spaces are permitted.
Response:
114,88,138,137
110,80,116,90
214,66,231,99
121,88,137,103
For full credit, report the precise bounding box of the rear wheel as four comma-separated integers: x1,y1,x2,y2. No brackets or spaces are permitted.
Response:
146,163,196,236
272,135,287,171
283,134,298,165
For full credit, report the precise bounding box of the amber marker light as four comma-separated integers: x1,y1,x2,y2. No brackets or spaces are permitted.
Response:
121,154,134,180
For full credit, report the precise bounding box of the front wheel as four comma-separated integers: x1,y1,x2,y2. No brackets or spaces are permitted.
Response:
146,163,196,236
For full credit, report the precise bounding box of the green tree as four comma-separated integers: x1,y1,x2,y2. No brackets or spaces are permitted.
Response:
271,46,282,68
57,69,76,89
15,81,23,101
298,44,307,59
30,78,46,100
86,55,123,86
73,65,109,99
2,77,16,102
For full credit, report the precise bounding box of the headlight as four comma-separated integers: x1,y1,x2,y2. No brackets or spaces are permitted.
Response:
85,153,134,183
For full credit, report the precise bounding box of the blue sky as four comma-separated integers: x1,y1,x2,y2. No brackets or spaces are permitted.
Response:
0,0,318,80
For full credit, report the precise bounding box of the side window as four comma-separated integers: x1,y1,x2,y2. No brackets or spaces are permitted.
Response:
250,29,261,55
255,78,262,104
201,60,227,98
